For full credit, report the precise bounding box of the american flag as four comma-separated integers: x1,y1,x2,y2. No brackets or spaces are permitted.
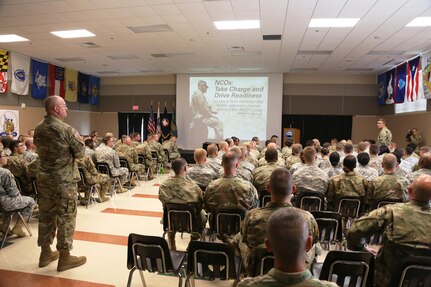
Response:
147,104,156,134
406,56,421,102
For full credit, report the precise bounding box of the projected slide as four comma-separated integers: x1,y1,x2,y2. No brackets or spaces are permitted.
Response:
189,77,268,141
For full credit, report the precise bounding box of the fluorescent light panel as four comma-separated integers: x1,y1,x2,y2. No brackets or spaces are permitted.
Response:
309,18,360,28
406,17,431,27
51,29,95,39
214,20,260,30
0,34,29,43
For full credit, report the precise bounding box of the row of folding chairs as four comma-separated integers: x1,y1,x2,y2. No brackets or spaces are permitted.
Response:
127,232,431,287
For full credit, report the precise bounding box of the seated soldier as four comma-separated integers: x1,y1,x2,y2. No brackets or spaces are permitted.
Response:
161,136,180,160
399,146,418,173
366,153,410,209
204,151,259,227
289,151,305,175
129,132,141,147
285,143,302,170
23,138,38,163
368,144,383,175
318,147,331,170
116,135,145,185
239,146,256,173
95,135,128,193
77,155,111,203
216,140,229,161
84,138,96,162
355,152,379,181
326,155,368,211
392,149,408,178
258,142,285,168
252,148,280,194
237,168,320,276
242,142,259,167
238,207,337,287
158,158,206,250
5,140,33,196
148,133,168,171
135,138,155,180
206,143,222,173
348,175,431,287
407,152,431,183
225,146,253,182
187,148,218,189
281,139,293,160
0,150,37,237
324,152,343,178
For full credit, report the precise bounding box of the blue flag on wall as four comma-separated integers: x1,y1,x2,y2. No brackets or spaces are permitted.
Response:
89,75,100,105
394,63,407,104
377,72,387,105
78,72,89,103
31,59,48,99
385,69,396,105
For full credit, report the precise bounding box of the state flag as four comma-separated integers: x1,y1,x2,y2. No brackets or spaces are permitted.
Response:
156,102,161,134
31,59,48,99
406,57,422,102
49,64,65,98
89,75,100,105
11,52,30,95
78,72,89,104
161,104,171,141
377,72,387,105
394,63,407,103
0,49,8,94
385,69,395,105
171,103,177,137
422,62,431,99
64,68,77,102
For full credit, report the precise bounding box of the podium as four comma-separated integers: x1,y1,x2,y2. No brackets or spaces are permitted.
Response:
283,128,300,145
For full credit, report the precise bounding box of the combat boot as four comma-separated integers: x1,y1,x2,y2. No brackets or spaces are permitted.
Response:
10,219,26,237
39,245,60,267
130,177,138,186
99,192,110,202
167,232,176,251
116,186,128,193
57,250,87,272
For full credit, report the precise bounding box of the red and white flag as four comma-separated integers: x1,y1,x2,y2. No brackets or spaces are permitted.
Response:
406,57,423,102
49,64,65,98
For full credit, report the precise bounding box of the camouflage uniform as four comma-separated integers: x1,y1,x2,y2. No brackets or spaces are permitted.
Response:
290,162,305,175
136,142,155,176
394,167,408,178
95,144,129,184
286,155,301,170
84,146,95,161
366,173,410,208
23,150,38,163
407,168,431,183
219,166,253,182
259,148,282,159
204,175,259,214
161,139,180,160
77,155,111,198
326,172,367,211
187,164,218,188
0,167,36,220
252,162,280,192
377,127,392,146
6,153,33,196
246,155,259,167
369,156,383,175
355,165,379,181
116,143,145,176
348,200,431,287
249,149,260,161
258,157,286,168
324,166,343,179
190,89,223,138
318,158,331,170
281,146,292,160
293,165,329,195
34,115,84,251
159,175,206,233
206,157,222,174
240,160,255,174
238,269,338,287
237,203,320,276
149,140,168,168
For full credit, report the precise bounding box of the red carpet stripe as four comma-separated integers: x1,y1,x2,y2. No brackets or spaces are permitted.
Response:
74,231,128,246
0,269,114,287
152,183,160,186
101,208,163,218
132,194,159,199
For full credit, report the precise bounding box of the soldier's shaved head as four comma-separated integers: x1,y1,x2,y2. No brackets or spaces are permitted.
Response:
207,144,218,157
265,148,278,162
266,208,310,266
382,153,397,170
194,148,207,164
172,158,187,175
218,141,228,151
303,146,316,164
230,146,243,159
269,168,293,198
222,151,239,175
292,144,302,156
44,95,62,113
410,174,431,202
44,95,68,119
267,142,277,150
419,152,431,169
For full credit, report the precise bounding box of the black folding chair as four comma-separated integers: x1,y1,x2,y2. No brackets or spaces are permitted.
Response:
373,198,403,210
126,233,186,287
320,250,374,287
162,203,205,242
137,154,151,181
163,149,170,162
295,191,325,212
0,205,32,249
389,256,431,287
311,211,343,251
185,241,241,286
259,190,271,207
119,156,138,188
209,208,245,242
96,162,120,196
337,196,362,236
253,248,274,276
78,168,100,209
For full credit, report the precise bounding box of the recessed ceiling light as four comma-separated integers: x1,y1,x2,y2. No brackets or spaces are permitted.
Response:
214,20,260,30
406,17,431,27
0,34,29,43
50,29,95,39
309,18,360,28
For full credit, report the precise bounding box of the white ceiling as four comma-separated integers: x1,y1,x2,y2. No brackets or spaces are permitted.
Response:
0,0,430,77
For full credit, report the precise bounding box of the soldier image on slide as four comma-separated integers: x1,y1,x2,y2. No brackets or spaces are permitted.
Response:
190,80,224,139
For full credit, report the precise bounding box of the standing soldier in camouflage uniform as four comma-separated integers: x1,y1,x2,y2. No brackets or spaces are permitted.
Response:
407,152,431,183
187,148,218,189
161,135,180,160
326,156,368,211
366,153,410,210
293,147,329,196
252,148,280,193
77,155,111,203
204,151,259,222
376,118,392,147
237,168,320,276
238,207,337,287
34,96,86,271
159,158,206,250
116,135,145,185
0,150,36,237
95,135,128,193
355,152,379,181
348,175,431,287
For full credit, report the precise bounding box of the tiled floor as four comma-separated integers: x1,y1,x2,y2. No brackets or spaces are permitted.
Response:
0,175,230,287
